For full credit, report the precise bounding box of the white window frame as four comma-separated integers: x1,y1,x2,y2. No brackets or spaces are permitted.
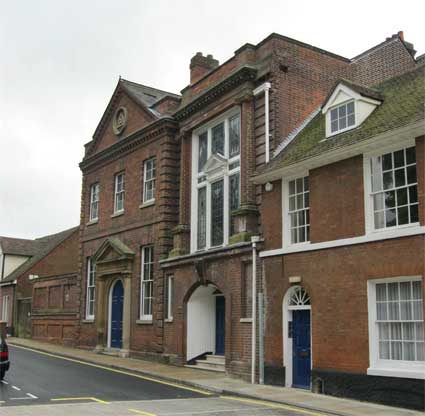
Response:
367,276,425,379
140,246,154,321
364,140,418,235
327,100,356,136
86,258,96,320
89,183,100,221
282,171,310,248
2,295,9,323
190,107,241,253
165,275,174,321
143,157,156,204
114,172,125,213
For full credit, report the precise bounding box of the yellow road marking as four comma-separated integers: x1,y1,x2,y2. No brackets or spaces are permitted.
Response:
51,397,110,404
128,409,157,416
220,395,329,416
11,344,211,396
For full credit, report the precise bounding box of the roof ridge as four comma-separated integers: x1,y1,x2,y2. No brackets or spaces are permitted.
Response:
120,78,180,99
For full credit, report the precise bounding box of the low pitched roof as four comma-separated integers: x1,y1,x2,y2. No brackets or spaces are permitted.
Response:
1,227,79,284
256,64,425,178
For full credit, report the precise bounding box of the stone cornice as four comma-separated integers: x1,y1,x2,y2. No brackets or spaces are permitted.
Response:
174,66,257,122
80,117,178,172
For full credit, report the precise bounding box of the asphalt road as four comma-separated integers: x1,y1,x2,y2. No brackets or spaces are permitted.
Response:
0,345,330,416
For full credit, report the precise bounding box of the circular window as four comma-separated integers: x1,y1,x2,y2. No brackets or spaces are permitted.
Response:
112,107,128,135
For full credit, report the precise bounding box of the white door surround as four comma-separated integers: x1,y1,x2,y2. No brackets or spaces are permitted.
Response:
282,285,312,388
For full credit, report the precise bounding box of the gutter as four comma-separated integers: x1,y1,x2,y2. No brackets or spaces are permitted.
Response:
253,121,423,184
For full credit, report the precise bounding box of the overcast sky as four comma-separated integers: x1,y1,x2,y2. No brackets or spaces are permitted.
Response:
1,0,424,240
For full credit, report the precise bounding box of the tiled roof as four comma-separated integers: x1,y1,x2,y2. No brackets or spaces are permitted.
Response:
0,237,40,256
1,227,78,283
256,64,425,177
120,79,180,112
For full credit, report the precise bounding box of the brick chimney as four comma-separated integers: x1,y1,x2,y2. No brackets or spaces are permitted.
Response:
190,52,219,85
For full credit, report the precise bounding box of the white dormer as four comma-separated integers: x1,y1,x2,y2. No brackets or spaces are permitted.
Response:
322,82,382,138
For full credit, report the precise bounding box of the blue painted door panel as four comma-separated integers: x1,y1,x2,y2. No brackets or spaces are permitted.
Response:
292,309,311,389
215,296,225,355
111,280,124,349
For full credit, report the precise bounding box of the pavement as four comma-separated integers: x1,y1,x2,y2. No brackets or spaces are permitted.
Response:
3,337,423,416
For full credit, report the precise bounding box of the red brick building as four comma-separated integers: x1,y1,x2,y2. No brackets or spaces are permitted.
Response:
74,31,422,409
0,227,79,344
254,64,424,409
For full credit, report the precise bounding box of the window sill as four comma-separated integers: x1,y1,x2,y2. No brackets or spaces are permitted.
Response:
367,366,425,380
82,319,95,323
240,318,252,323
139,200,155,209
136,319,153,325
165,318,174,323
86,219,98,226
262,225,425,258
111,211,124,218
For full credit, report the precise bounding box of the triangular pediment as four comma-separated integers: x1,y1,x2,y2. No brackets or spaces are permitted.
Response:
85,81,159,157
203,154,228,179
92,238,135,264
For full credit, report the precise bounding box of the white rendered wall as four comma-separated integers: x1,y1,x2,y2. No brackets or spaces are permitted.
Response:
187,285,216,361
3,254,29,278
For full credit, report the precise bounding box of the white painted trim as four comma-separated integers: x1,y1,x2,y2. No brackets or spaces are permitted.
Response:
281,173,310,249
140,246,154,321
85,258,95,321
363,139,417,234
190,107,241,253
261,225,425,258
253,82,271,163
282,286,312,388
367,276,425,379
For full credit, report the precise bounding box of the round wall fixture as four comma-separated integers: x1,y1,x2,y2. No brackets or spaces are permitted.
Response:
112,107,128,135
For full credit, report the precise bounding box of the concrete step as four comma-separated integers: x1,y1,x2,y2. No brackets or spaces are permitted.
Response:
204,355,225,364
185,363,225,373
101,348,120,357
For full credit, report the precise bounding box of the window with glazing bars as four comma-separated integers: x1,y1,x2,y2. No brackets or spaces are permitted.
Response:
375,280,424,361
89,183,99,221
143,158,156,203
86,258,96,319
370,147,418,229
288,176,310,244
140,246,154,319
114,173,125,213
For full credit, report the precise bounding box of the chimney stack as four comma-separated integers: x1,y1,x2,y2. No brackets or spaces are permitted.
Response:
190,52,219,85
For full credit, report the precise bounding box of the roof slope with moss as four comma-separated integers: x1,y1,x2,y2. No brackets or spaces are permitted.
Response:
257,64,425,176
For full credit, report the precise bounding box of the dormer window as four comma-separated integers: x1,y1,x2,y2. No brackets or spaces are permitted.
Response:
191,109,241,252
323,81,382,138
330,101,355,134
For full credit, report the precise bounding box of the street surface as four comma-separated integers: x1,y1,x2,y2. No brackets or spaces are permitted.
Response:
0,345,330,415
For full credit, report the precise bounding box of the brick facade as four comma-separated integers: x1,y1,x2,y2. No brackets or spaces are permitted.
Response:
66,30,424,408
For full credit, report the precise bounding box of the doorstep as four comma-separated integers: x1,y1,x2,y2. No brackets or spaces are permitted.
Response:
7,338,423,416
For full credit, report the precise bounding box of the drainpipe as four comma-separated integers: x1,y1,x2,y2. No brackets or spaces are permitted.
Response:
253,82,271,163
251,235,260,384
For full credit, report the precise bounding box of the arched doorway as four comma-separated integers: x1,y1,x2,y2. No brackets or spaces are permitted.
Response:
108,280,124,349
186,284,225,362
283,286,311,389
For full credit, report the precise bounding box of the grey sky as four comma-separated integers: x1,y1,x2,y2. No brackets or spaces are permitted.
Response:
1,0,424,239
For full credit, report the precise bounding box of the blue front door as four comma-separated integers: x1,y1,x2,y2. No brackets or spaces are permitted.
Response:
292,309,311,389
215,296,225,355
110,280,124,349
